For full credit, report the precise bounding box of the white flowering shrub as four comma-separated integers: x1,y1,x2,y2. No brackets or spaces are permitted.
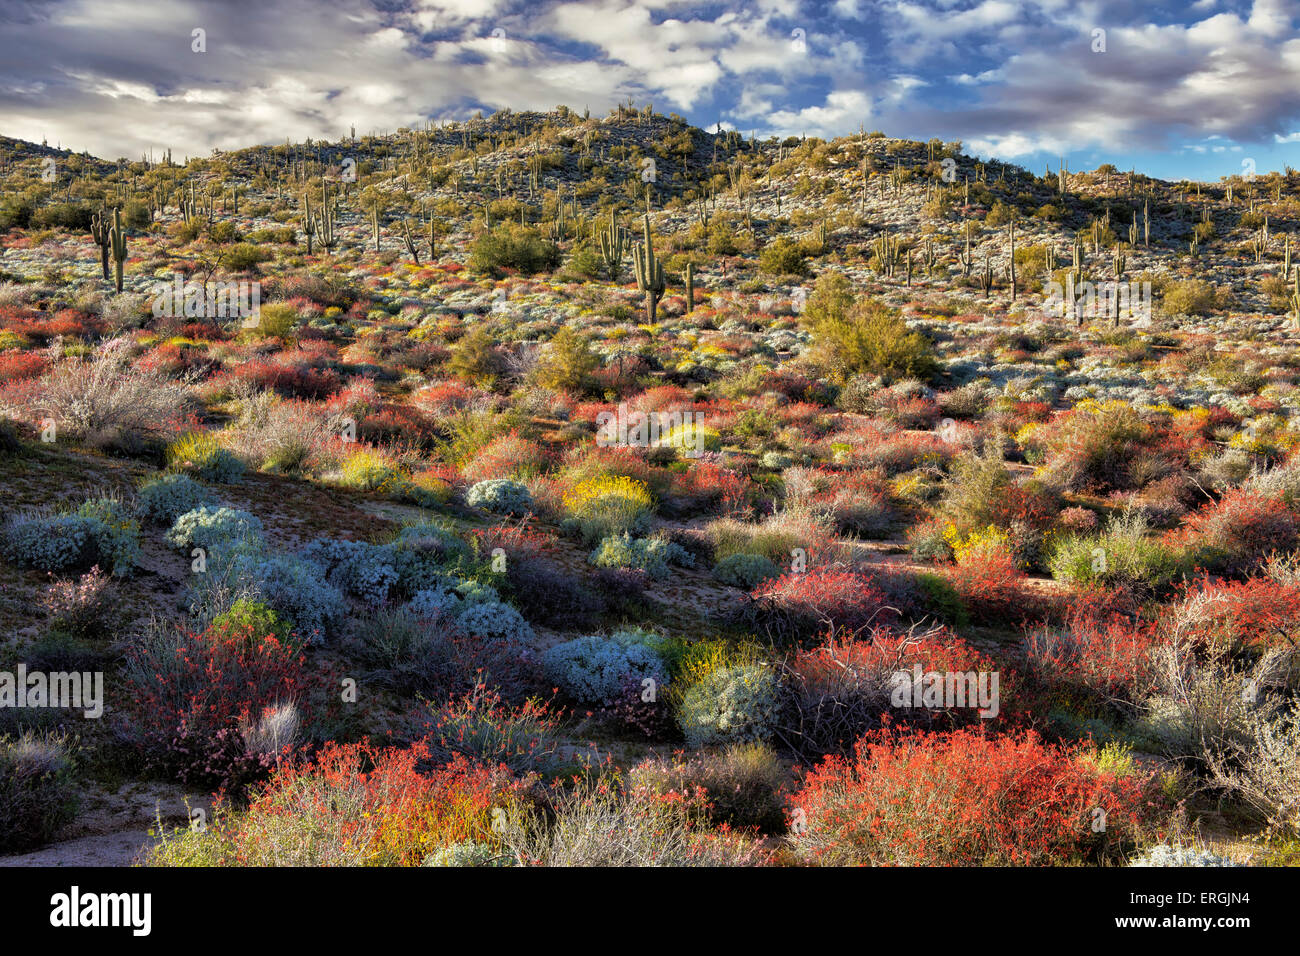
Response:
542,630,669,705
405,585,462,620
166,506,264,554
455,600,534,642
2,514,103,573
136,473,219,525
423,840,513,867
75,498,141,576
676,663,779,748
226,552,346,643
1129,844,1243,867
466,478,534,515
300,538,400,605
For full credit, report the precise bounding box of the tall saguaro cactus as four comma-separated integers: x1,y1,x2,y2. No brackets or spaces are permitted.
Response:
633,214,664,324
90,207,111,280
1111,243,1127,326
400,217,420,264
301,191,316,256
1289,268,1300,330
317,183,338,253
685,261,695,312
1007,217,1017,302
597,210,627,282
109,207,127,293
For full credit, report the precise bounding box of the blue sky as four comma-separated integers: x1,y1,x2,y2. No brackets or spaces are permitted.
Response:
2,0,1298,182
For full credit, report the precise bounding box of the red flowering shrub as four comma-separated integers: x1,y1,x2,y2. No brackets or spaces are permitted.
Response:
137,342,217,377
0,351,48,382
857,429,956,475
789,727,1162,865
1169,576,1300,653
121,622,335,793
777,626,1003,758
160,742,518,866
761,369,832,404
1037,403,1196,492
748,566,899,644
1180,489,1300,575
673,458,752,517
324,377,382,418
461,430,551,482
5,308,104,342
941,545,1031,625
232,356,340,399
628,384,694,413
357,404,434,447
1023,607,1160,717
412,381,488,417
420,683,565,775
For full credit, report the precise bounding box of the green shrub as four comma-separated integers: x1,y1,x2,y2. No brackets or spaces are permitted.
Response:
914,572,970,626
588,533,695,579
220,242,272,272
167,432,246,483
802,273,935,384
713,553,781,589
446,327,505,387
531,326,597,392
758,238,809,277
1161,279,1218,316
209,598,294,646
249,302,298,340
470,223,561,275
1048,512,1185,594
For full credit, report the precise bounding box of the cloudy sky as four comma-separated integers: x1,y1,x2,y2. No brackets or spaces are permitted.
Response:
2,0,1299,181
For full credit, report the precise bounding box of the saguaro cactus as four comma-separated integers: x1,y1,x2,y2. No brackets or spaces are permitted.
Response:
1290,269,1300,330
90,207,111,280
301,192,316,255
317,183,338,253
1111,243,1127,326
597,210,627,282
633,214,664,324
1007,217,1017,302
685,261,695,312
400,217,420,264
109,207,127,293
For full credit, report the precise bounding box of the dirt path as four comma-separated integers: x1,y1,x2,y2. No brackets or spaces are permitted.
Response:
0,829,157,867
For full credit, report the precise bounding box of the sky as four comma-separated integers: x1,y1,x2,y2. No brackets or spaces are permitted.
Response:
2,0,1299,182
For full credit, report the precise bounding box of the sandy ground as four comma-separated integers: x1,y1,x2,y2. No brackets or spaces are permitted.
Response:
0,829,157,867
0,779,210,868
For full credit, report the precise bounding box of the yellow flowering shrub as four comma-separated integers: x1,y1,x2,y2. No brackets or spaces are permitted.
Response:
562,474,654,542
